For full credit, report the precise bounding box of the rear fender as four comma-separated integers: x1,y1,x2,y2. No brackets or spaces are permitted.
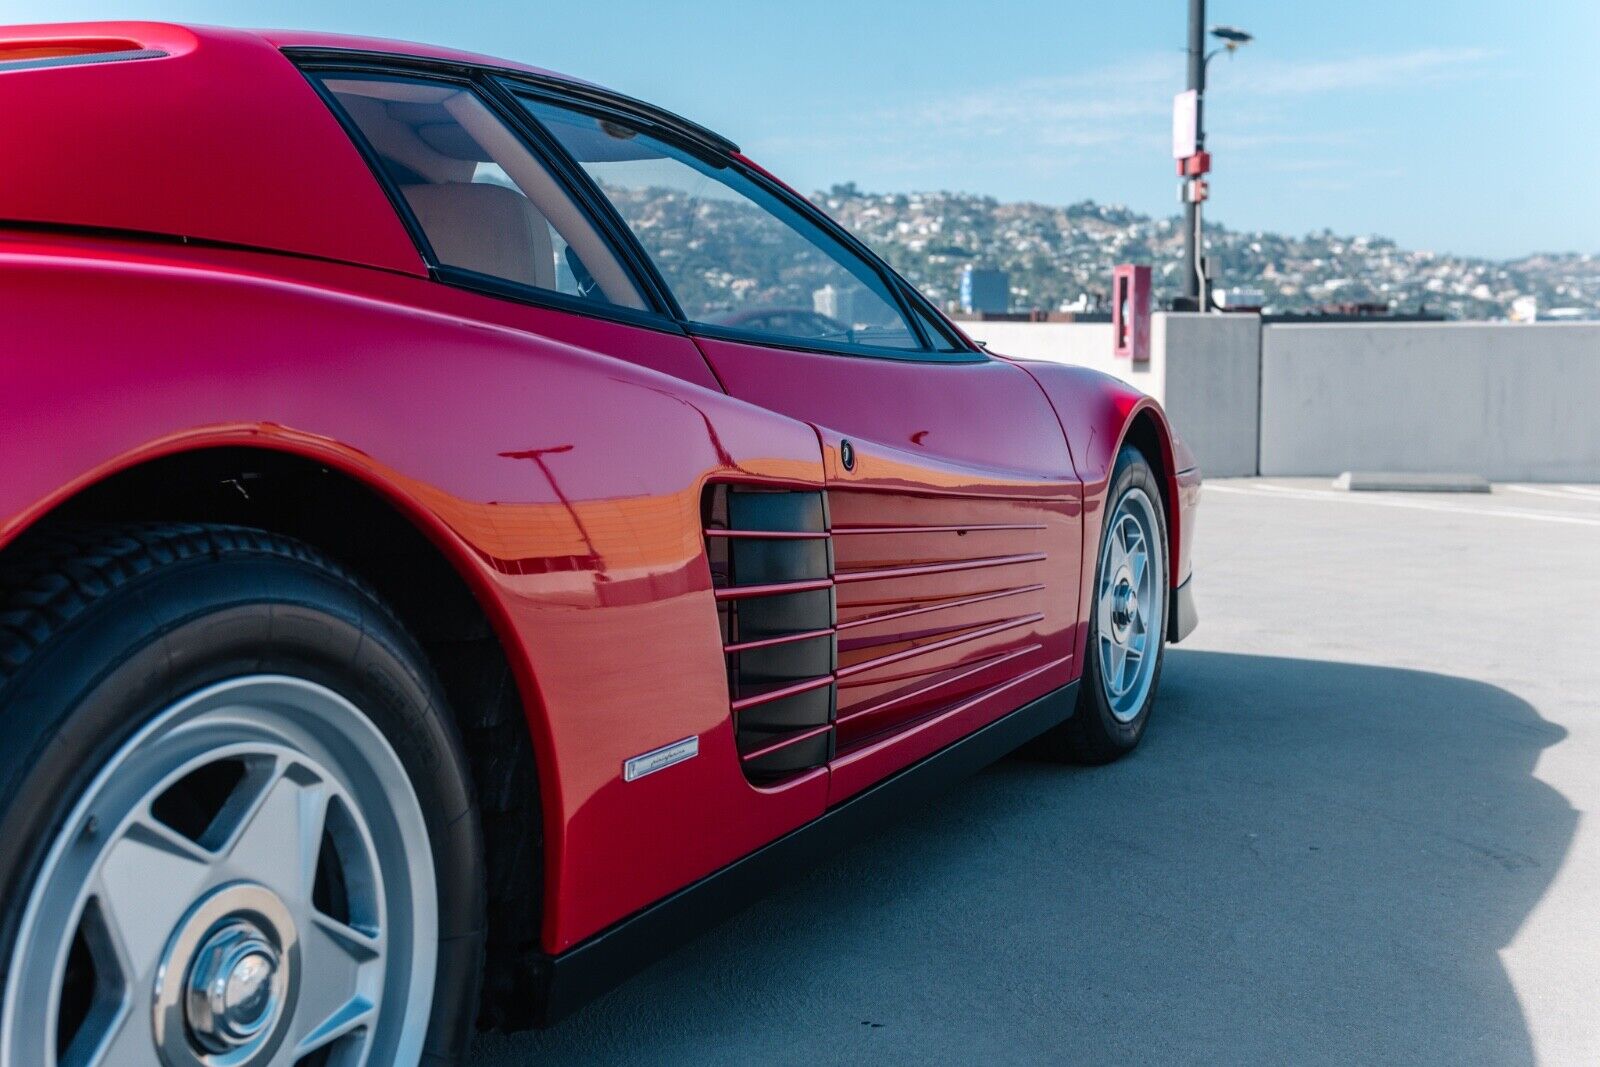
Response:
0,239,829,951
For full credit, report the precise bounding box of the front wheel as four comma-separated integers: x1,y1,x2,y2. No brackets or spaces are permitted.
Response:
1040,446,1169,764
0,523,485,1066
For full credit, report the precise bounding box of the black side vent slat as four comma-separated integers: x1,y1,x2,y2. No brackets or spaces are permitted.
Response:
704,485,837,783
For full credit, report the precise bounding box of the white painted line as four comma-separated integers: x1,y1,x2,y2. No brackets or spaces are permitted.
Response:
1204,483,1600,527
1502,485,1600,503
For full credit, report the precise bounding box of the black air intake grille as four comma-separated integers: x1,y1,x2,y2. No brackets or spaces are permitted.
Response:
704,485,836,782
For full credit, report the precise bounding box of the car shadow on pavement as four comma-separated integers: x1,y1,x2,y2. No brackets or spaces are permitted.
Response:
472,651,1573,1066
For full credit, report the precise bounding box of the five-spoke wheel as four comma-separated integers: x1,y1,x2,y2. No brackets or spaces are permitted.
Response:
1035,445,1170,763
0,525,484,1066
1095,486,1165,723
6,677,436,1066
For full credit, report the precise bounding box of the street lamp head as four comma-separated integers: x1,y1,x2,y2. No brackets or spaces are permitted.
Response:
1210,25,1253,50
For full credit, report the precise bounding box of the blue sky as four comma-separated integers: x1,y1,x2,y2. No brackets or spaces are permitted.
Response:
16,1,1598,257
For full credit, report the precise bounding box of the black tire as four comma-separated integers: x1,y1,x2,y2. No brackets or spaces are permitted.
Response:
1037,446,1169,764
0,522,485,1065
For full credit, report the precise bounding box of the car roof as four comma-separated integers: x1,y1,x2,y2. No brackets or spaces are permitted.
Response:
252,27,596,89
263,26,739,156
0,21,432,272
0,21,594,87
0,21,734,273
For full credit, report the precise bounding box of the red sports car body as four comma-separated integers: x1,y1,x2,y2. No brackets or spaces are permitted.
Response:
0,23,1198,1064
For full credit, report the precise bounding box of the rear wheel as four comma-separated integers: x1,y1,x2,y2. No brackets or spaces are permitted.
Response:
1039,446,1168,763
0,523,484,1066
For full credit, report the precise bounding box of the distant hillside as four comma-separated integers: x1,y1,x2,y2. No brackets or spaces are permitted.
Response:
811,183,1600,320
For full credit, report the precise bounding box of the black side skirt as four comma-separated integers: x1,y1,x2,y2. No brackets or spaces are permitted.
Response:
531,679,1080,1024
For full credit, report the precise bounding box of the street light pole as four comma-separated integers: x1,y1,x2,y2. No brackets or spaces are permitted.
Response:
1177,9,1252,311
1182,0,1206,309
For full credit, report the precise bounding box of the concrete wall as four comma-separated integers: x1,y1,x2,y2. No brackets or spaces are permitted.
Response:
965,314,1261,477
1156,313,1261,480
965,316,1600,482
1260,323,1600,480
959,320,1140,386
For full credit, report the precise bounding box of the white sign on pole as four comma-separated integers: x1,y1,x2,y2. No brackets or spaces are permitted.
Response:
1172,89,1198,159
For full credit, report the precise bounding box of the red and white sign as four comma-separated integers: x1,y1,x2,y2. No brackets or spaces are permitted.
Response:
1112,264,1152,363
1177,150,1211,177
1172,89,1198,159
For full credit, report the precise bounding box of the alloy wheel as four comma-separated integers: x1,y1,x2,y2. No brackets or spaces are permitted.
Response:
2,675,438,1067
1095,487,1165,723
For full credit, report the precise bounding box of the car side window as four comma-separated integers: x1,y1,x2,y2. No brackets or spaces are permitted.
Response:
317,74,646,310
909,298,967,352
512,94,921,353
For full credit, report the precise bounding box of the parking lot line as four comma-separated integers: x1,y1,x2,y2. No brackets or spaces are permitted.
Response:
1503,483,1600,502
1204,482,1600,527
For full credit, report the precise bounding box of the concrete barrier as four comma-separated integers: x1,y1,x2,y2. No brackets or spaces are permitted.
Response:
966,315,1600,482
1260,322,1600,480
1156,314,1261,480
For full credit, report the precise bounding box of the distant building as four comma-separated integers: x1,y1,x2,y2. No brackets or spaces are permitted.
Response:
1316,301,1391,317
1509,296,1537,323
1217,287,1266,312
959,265,1009,314
948,309,1111,323
813,284,854,324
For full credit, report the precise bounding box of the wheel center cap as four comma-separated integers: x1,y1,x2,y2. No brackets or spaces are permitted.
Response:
1111,578,1138,638
153,882,299,1066
187,924,281,1051
225,952,274,1027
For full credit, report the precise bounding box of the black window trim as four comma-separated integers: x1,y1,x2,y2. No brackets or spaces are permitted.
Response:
287,46,984,362
286,45,737,159
685,321,951,362
719,161,979,360
476,78,690,324
292,56,688,336
493,75,988,365
897,281,971,352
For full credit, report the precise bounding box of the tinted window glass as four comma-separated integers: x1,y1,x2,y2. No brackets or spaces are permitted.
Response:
320,75,644,309
516,95,919,351
909,299,966,352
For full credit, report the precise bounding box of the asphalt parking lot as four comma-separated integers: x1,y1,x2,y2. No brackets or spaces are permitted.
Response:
474,479,1600,1066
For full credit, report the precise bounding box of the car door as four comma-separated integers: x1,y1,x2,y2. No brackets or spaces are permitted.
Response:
311,67,836,916
512,91,1084,802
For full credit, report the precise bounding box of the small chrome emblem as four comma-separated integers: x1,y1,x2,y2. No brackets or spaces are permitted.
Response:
840,438,856,471
623,736,699,782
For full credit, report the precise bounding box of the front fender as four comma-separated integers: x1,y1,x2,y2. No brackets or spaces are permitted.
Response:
998,358,1199,652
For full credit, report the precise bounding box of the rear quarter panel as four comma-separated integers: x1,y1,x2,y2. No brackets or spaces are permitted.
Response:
0,235,827,951
0,23,422,273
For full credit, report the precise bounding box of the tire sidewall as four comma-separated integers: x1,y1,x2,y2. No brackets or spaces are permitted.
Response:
1081,448,1169,751
0,550,482,1062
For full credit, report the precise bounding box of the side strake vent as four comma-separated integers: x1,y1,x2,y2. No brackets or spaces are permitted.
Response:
704,486,836,782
